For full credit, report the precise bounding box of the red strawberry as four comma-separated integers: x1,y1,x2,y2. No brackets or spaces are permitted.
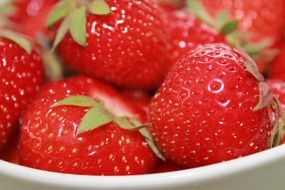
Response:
267,80,285,109
0,31,45,150
154,160,186,173
150,43,278,168
0,129,20,164
121,90,152,115
49,0,169,90
266,79,285,144
8,0,57,38
270,45,285,80
19,76,159,175
201,0,285,44
165,9,225,68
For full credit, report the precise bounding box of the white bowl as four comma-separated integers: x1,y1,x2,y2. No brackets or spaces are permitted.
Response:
1,145,285,190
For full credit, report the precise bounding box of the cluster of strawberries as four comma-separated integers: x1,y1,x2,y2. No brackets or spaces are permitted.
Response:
0,0,285,176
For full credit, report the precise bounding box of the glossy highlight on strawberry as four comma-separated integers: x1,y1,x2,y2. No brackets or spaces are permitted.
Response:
150,43,274,168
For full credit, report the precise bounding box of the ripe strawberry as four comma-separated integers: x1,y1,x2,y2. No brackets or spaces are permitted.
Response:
0,31,45,150
165,9,225,68
267,80,285,109
201,0,285,44
266,79,285,144
186,0,283,73
8,0,57,38
270,45,285,80
121,90,152,115
150,43,278,168
0,129,20,164
154,160,186,173
48,0,169,90
19,76,159,175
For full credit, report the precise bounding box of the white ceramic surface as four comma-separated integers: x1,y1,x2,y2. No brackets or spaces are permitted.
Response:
0,144,285,190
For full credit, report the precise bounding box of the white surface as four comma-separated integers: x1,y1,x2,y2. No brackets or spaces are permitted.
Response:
0,145,285,190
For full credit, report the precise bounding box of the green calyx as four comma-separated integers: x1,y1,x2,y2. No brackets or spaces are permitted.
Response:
0,0,16,27
252,83,285,147
51,95,165,160
47,0,111,49
0,30,32,54
187,0,238,36
187,0,276,64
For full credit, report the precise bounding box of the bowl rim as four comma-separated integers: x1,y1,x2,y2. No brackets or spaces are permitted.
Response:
1,144,285,188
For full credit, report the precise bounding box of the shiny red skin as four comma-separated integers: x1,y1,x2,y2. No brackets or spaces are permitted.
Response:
19,76,157,175
150,43,273,168
0,38,44,150
270,45,285,80
9,0,57,38
202,0,285,44
166,10,225,69
57,0,169,90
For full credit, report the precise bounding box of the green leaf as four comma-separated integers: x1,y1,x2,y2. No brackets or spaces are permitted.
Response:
52,16,71,50
187,0,214,27
220,20,238,35
51,95,99,108
77,106,113,134
244,59,264,82
0,2,16,16
253,82,273,111
89,0,111,15
113,117,137,130
236,46,264,82
46,1,70,28
70,6,87,46
0,31,32,54
139,128,165,160
215,10,230,28
242,39,274,56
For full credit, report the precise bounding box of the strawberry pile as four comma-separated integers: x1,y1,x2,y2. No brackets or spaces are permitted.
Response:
0,0,285,176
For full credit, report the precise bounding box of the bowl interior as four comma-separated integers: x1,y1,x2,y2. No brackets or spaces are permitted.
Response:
1,144,285,189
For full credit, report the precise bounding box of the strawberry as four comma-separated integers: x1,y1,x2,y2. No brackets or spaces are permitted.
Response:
0,31,44,150
270,45,285,80
19,76,161,175
201,0,285,44
150,43,280,168
7,0,57,38
266,79,285,144
186,0,283,73
154,160,186,173
48,0,169,90
267,80,285,109
121,90,152,115
0,129,20,164
165,9,225,68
